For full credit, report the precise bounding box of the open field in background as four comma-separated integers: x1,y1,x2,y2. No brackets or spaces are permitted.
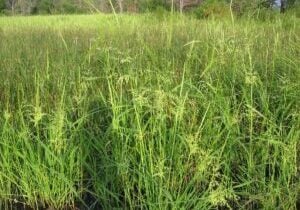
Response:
0,14,299,209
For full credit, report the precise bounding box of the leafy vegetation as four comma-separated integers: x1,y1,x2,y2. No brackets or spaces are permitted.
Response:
0,12,299,210
0,0,298,15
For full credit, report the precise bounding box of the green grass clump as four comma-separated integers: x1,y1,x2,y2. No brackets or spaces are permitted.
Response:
0,14,299,209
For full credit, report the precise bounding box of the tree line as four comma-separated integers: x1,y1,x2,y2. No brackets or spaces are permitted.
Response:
1,0,165,14
0,0,297,15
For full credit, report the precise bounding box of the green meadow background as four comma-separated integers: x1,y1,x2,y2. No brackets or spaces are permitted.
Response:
0,10,299,210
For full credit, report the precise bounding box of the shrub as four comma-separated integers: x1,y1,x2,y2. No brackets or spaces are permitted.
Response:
192,0,231,19
231,0,274,17
254,7,279,21
0,0,5,14
153,6,169,20
138,0,169,13
36,0,55,14
289,1,300,17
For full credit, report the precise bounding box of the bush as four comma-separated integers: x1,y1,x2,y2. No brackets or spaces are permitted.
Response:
254,7,279,21
0,0,5,13
138,0,169,13
289,1,300,17
36,0,55,14
192,0,231,19
231,0,274,17
61,1,82,14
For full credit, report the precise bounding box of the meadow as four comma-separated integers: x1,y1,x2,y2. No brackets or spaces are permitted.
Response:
0,13,299,209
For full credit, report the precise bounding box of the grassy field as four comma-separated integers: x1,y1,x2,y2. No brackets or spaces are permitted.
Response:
0,13,299,209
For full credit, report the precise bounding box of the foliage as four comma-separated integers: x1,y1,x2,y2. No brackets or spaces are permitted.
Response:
191,0,231,19
138,0,169,12
0,0,299,15
0,0,5,12
35,0,54,14
153,5,170,19
231,0,268,17
289,0,300,17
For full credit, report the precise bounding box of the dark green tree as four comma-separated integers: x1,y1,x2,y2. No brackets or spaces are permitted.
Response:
36,0,54,13
0,0,5,13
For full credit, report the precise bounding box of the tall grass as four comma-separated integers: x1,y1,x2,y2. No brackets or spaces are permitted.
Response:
0,14,299,209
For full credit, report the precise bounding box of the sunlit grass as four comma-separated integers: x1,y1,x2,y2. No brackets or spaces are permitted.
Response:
0,13,299,209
